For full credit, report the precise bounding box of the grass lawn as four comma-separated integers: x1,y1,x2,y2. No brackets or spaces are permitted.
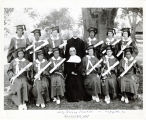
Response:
4,42,143,110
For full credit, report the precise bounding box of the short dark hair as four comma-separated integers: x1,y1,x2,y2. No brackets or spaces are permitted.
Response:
122,31,131,37
106,31,114,36
89,30,96,36
16,29,24,35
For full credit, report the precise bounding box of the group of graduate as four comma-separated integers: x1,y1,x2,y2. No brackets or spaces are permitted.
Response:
6,24,141,110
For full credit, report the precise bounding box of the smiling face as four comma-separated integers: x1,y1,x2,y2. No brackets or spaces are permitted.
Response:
88,49,94,56
72,30,79,38
123,32,128,38
54,50,59,58
34,32,40,41
52,30,58,37
89,31,95,38
107,31,113,38
106,49,113,57
38,54,44,61
69,48,76,56
18,51,24,59
125,51,132,59
16,29,23,36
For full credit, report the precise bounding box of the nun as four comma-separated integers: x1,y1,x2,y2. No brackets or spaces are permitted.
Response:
65,47,85,102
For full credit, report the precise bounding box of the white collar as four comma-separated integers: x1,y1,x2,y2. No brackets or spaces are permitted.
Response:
52,56,61,61
15,35,25,39
88,37,96,41
72,37,78,39
50,34,59,40
15,58,25,62
36,59,45,64
106,37,115,43
124,56,134,62
105,55,114,59
86,55,95,59
67,55,81,63
122,37,132,42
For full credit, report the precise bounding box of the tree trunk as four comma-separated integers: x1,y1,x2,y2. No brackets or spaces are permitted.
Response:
82,8,117,41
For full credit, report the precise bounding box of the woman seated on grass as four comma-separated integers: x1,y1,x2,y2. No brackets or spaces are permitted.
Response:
7,47,32,110
118,47,141,104
49,47,65,104
101,45,118,104
82,45,102,102
31,50,50,108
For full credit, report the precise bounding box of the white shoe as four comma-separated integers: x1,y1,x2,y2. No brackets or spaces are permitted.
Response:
125,98,129,104
105,96,110,104
23,104,27,110
56,99,60,104
92,96,96,100
121,96,125,102
104,96,107,102
53,97,57,102
36,104,40,107
41,103,45,108
95,97,100,102
18,105,23,110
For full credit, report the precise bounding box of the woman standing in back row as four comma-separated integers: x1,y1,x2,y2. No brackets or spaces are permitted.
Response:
7,25,31,63
116,28,138,60
85,27,103,59
46,26,64,60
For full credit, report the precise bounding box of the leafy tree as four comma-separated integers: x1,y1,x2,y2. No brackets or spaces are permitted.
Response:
120,8,143,41
82,8,118,41
37,8,73,30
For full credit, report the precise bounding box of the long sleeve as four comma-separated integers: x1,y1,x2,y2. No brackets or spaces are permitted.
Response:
131,41,139,58
65,40,70,59
7,38,15,63
7,60,15,79
81,57,87,76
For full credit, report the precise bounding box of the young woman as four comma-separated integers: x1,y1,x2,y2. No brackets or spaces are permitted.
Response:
118,47,141,104
101,46,118,104
47,26,64,59
7,25,31,63
31,50,50,108
31,29,48,61
65,47,85,102
49,47,65,104
85,27,102,59
101,28,119,57
116,28,138,60
82,45,102,102
7,48,32,110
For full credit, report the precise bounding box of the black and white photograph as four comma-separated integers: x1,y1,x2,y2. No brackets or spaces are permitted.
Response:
3,7,143,110
0,0,145,120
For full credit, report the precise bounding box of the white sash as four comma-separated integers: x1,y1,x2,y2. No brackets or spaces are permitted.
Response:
50,58,66,73
10,62,32,84
119,58,136,77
